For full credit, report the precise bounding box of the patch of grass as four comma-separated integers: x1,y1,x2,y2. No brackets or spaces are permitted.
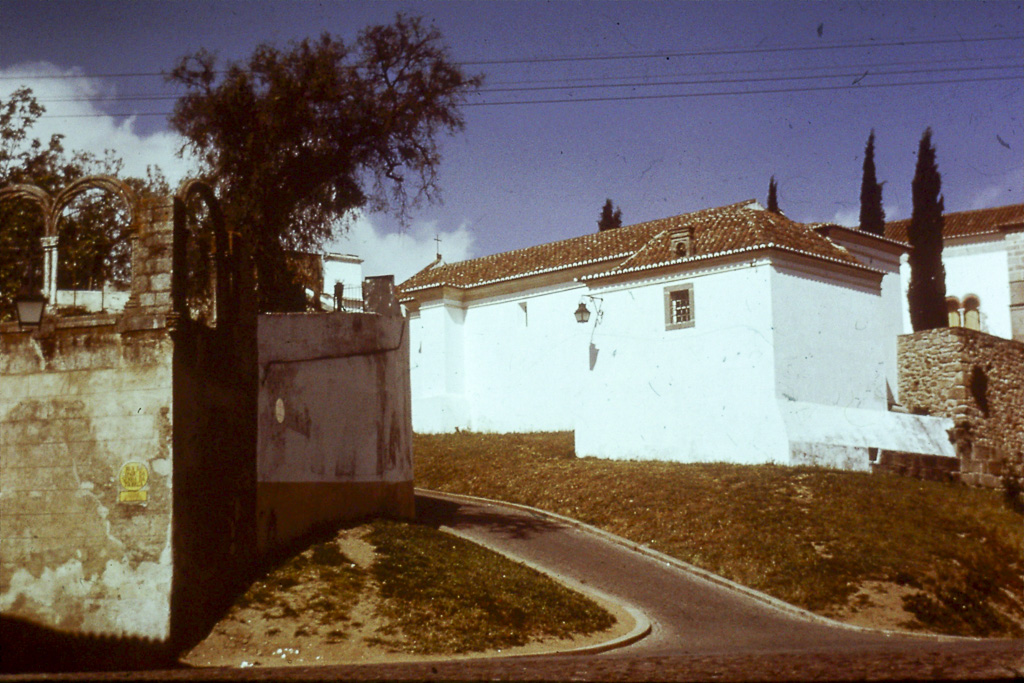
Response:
366,519,615,654
232,536,366,629
414,431,1024,638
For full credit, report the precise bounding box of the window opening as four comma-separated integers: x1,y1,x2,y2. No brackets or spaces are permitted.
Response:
664,284,695,330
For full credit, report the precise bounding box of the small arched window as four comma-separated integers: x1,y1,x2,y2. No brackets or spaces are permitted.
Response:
963,295,981,331
946,297,962,328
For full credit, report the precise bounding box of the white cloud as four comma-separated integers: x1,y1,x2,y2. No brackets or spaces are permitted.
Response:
325,213,476,284
1,62,197,186
968,167,1024,210
829,207,859,227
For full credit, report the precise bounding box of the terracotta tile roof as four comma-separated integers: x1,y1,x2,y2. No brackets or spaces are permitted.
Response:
885,203,1024,242
400,200,863,296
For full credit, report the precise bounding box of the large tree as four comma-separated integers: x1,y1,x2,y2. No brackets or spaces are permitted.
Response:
766,176,780,214
168,14,482,310
859,130,886,235
597,198,623,231
906,128,947,331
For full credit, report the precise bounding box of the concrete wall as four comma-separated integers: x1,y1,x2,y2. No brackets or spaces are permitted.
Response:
898,327,1024,487
256,310,414,554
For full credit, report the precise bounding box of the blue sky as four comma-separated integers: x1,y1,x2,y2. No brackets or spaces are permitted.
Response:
1,1,1021,281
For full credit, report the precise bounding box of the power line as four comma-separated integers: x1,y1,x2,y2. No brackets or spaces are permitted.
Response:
35,74,1020,118
3,33,1020,81
481,64,1021,94
484,55,1022,87
464,75,1021,107
459,35,1023,66
29,61,1023,104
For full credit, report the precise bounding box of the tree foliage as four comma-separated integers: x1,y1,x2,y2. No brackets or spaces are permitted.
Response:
0,88,166,321
168,14,483,310
597,198,623,231
906,128,948,331
859,130,886,235
767,176,780,214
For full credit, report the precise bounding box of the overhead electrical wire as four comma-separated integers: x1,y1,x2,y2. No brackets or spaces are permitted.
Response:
3,30,1018,117
32,74,1021,118
1,32,1020,81
30,60,1023,103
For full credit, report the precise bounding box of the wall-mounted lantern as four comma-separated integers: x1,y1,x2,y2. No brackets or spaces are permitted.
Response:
574,301,591,324
574,295,603,324
15,281,47,329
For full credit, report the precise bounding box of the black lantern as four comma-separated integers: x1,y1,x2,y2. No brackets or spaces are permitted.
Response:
574,301,591,324
15,281,47,329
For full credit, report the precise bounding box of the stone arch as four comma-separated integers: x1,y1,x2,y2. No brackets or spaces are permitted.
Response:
963,294,981,331
172,179,235,326
0,175,136,304
945,296,962,328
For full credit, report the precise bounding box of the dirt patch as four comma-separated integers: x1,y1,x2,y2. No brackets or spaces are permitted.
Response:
827,581,923,632
181,525,634,668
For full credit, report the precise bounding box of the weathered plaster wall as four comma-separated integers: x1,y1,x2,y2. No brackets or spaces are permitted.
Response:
898,327,1024,487
256,310,413,553
0,321,175,642
0,196,179,643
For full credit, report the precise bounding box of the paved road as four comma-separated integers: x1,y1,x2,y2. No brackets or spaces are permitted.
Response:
5,490,1020,681
415,490,1023,660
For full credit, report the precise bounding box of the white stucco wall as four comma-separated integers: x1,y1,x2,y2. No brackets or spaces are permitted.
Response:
770,261,887,410
463,285,592,432
575,260,791,464
408,297,470,432
898,234,1012,338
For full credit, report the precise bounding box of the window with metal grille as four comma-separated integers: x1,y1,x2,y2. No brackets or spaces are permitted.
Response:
664,284,695,330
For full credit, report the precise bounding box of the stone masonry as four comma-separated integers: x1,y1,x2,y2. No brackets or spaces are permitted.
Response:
897,326,1024,488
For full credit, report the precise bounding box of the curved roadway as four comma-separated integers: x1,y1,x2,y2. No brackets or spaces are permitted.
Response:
415,489,1023,664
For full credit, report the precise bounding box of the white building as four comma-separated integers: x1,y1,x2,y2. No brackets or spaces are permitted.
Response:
400,200,954,469
885,203,1024,342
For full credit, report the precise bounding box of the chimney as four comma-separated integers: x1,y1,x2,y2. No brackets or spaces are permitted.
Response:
669,226,695,258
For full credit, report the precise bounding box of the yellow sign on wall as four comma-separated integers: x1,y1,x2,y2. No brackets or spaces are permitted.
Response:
118,461,149,503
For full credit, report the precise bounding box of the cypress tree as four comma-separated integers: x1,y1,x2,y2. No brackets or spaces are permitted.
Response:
767,176,780,213
859,130,886,235
597,198,623,231
906,128,948,331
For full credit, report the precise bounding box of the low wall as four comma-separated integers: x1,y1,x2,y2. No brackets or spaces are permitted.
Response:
897,327,1024,487
256,310,414,554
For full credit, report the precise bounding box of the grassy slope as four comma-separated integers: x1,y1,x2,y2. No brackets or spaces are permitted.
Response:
414,431,1024,638
232,519,614,655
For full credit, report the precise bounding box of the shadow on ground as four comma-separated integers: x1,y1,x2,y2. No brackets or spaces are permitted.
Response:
0,615,186,674
416,492,562,539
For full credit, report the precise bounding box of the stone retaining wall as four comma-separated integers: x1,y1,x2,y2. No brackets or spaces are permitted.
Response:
897,327,1024,488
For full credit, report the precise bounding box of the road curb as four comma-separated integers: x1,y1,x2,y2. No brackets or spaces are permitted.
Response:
416,488,967,642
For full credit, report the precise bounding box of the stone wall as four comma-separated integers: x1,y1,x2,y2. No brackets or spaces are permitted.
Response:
897,327,1024,487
